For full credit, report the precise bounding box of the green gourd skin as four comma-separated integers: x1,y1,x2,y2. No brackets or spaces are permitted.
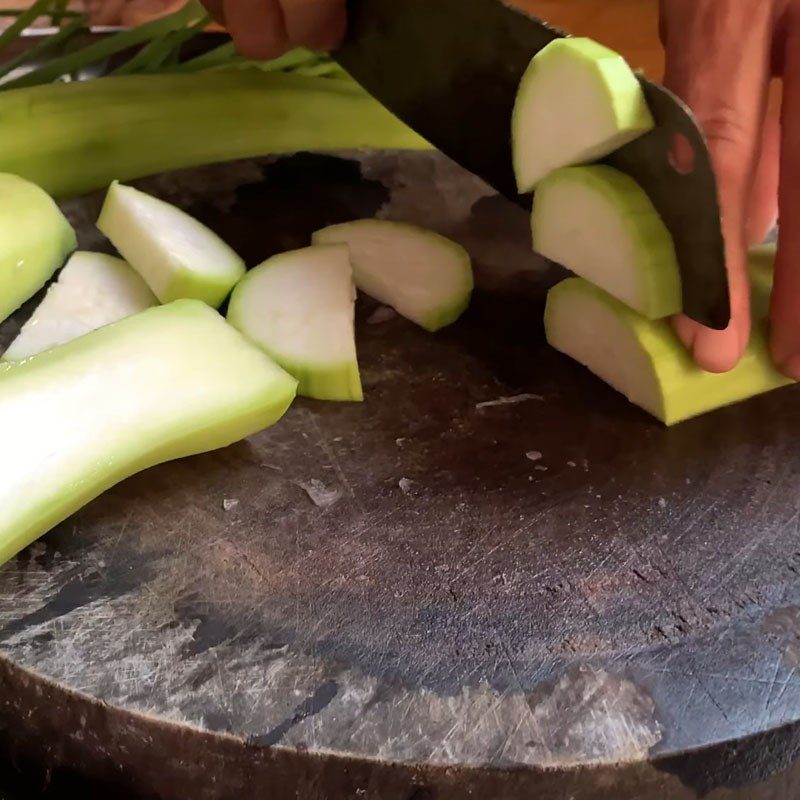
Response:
545,263,792,426
532,165,681,320
512,38,654,193
98,181,246,308
3,252,157,361
0,300,297,566
0,70,430,199
228,245,363,402
313,220,474,333
0,173,76,325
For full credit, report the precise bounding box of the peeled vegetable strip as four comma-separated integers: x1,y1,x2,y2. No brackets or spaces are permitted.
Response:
313,220,473,332
512,38,654,192
0,69,430,199
228,245,362,402
3,252,157,361
0,300,297,566
532,165,681,319
0,172,76,325
544,277,793,426
98,181,244,307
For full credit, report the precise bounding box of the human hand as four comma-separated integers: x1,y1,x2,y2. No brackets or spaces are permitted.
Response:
85,0,188,27
199,0,346,59
660,0,799,378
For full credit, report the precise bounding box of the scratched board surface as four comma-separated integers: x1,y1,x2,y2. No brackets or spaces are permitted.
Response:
0,152,800,800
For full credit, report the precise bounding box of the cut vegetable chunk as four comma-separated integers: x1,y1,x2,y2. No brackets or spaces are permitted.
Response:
3,252,157,361
0,173,76,325
313,220,473,332
228,245,362,402
545,277,793,426
0,300,297,566
512,38,654,192
97,181,245,307
532,165,681,319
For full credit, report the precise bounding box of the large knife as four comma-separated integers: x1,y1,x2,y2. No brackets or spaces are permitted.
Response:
334,0,730,330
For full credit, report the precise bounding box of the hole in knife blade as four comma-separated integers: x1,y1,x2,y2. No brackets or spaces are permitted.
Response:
668,133,696,175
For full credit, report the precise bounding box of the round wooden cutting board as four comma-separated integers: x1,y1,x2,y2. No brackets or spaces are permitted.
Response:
0,151,799,800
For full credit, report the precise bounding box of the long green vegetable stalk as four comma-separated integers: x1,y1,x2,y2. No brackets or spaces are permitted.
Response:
0,2,432,198
0,0,53,53
0,15,88,80
1,1,207,89
0,67,430,197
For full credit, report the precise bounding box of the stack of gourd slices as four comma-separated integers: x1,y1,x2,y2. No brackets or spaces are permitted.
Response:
512,37,792,425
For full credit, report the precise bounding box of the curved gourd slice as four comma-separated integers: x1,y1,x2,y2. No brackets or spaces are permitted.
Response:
228,245,362,402
97,181,245,307
544,277,793,426
532,165,681,319
0,173,76,324
313,220,473,332
512,38,654,192
3,252,157,361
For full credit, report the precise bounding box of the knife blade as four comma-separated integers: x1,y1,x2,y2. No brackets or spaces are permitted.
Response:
334,0,730,330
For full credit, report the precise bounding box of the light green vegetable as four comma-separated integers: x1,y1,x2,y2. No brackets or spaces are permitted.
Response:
0,300,297,565
544,271,793,426
228,244,362,402
512,38,654,192
3,252,157,361
97,181,245,307
0,68,430,199
532,165,681,319
313,220,473,332
0,172,76,325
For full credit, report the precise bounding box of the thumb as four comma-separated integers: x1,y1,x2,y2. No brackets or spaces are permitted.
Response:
661,0,773,372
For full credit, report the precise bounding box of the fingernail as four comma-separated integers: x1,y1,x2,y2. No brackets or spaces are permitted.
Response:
691,325,743,374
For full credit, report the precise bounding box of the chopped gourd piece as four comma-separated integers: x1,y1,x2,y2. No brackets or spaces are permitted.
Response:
532,165,681,319
313,220,473,332
228,245,362,402
0,173,76,325
0,300,297,566
544,276,793,425
3,252,157,361
97,181,245,307
512,38,654,192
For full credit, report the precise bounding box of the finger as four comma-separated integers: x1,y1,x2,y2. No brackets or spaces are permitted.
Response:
278,0,346,51
662,0,773,372
674,260,753,372
224,0,288,60
120,0,185,26
746,105,780,246
87,0,126,25
770,20,800,379
199,0,226,26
